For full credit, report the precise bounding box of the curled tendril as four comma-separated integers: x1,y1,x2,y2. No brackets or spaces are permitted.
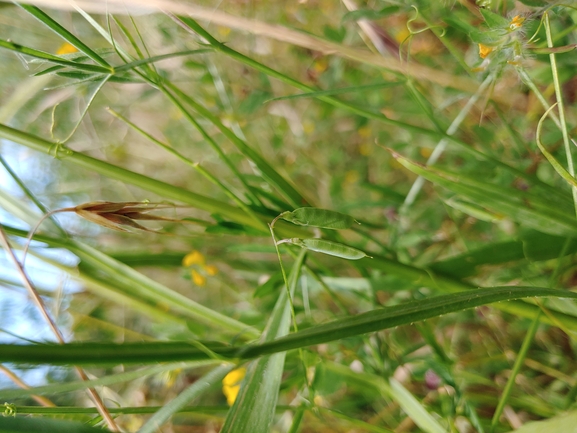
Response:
47,141,73,159
400,6,446,65
406,6,446,37
3,403,16,417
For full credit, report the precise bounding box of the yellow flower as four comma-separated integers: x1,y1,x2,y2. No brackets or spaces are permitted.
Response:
191,269,206,286
509,15,524,30
222,367,246,406
205,264,218,276
182,250,205,267
478,43,493,59
56,42,77,55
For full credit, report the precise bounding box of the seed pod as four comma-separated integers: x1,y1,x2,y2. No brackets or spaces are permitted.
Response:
279,207,358,230
282,238,370,260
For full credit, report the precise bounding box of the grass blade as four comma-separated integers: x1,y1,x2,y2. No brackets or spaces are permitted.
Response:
0,417,112,433
0,38,110,73
138,364,234,433
220,249,307,433
1,287,575,365
18,4,112,70
392,152,577,237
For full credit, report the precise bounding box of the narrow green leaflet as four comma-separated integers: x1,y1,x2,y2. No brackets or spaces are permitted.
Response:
279,207,358,229
220,249,307,433
279,238,370,260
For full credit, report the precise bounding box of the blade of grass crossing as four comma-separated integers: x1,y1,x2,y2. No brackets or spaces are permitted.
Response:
1,287,577,366
0,417,113,433
392,153,577,237
167,83,308,208
0,362,217,400
490,312,541,432
220,250,307,433
18,4,112,70
0,123,272,232
138,363,235,433
0,39,110,73
325,362,446,433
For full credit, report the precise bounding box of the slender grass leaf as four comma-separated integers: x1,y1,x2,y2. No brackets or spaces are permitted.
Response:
326,362,447,433
0,39,109,73
167,83,308,208
392,152,577,236
138,364,234,433
241,286,577,358
2,287,575,366
18,4,112,69
0,362,216,400
0,122,308,237
267,81,403,102
3,225,259,338
220,250,307,433
0,417,111,433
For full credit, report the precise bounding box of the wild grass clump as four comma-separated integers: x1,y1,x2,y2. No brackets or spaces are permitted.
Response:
1,1,577,432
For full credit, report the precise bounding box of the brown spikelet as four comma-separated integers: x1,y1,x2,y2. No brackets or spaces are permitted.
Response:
24,201,184,263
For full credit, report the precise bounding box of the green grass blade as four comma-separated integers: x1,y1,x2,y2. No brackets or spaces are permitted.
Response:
18,4,112,70
491,312,541,432
0,362,215,399
0,417,111,433
0,122,309,235
138,364,234,433
1,287,575,365
388,378,446,433
242,286,577,358
3,225,259,338
167,83,308,208
220,249,307,433
325,362,446,433
266,81,404,102
0,39,110,73
392,152,577,236
113,49,212,73
544,12,577,214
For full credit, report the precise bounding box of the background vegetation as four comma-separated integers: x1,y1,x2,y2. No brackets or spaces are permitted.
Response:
1,0,577,432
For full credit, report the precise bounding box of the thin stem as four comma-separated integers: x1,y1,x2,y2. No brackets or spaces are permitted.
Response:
0,223,119,432
544,12,577,215
107,108,268,232
269,221,298,333
490,311,541,432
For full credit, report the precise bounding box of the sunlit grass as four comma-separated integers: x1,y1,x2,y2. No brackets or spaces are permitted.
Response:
1,2,577,433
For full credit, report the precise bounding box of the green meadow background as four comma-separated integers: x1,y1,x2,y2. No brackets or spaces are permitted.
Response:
1,1,577,432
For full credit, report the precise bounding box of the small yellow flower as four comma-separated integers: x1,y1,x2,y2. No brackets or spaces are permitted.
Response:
222,367,246,406
478,43,493,59
191,269,206,286
509,15,524,30
205,264,218,276
182,250,205,267
313,57,328,74
56,42,77,55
